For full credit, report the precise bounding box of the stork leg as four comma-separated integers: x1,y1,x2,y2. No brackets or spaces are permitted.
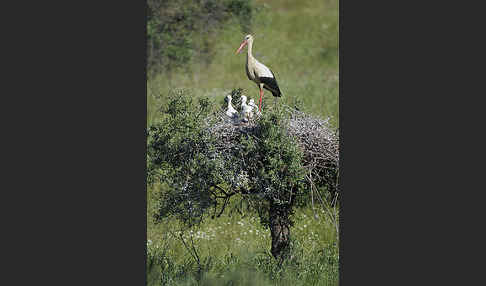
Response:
258,84,264,112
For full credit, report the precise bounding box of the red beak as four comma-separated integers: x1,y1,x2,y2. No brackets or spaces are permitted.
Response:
236,40,247,54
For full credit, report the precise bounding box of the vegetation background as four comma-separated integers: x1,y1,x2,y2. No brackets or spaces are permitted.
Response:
147,0,339,285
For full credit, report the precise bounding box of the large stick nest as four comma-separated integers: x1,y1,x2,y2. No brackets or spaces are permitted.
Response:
205,104,340,198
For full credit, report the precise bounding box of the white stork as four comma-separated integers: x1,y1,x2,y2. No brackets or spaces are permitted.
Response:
225,94,238,119
240,95,253,122
248,98,261,117
236,34,282,112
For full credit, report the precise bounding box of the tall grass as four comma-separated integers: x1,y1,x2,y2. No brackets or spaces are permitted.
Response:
147,184,339,286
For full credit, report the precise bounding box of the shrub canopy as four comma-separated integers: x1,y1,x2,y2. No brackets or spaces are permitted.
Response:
147,89,339,229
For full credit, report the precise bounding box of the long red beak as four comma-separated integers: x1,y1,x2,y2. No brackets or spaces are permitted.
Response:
236,40,247,54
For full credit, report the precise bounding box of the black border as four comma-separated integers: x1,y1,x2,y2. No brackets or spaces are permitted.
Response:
12,1,148,285
336,0,472,284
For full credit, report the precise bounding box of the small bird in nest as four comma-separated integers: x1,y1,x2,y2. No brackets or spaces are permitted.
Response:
225,94,238,119
240,95,253,123
248,98,261,117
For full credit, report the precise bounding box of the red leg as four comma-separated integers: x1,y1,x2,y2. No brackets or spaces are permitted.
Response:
259,88,264,112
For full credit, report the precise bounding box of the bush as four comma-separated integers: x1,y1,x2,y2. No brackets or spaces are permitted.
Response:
147,0,255,75
147,89,339,261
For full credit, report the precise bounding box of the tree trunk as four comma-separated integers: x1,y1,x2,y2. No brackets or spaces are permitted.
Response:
269,202,291,261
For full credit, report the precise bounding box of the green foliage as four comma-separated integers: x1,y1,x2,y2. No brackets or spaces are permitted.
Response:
239,110,307,228
224,87,245,108
147,90,309,229
147,0,255,75
244,111,306,203
147,90,217,226
226,0,254,32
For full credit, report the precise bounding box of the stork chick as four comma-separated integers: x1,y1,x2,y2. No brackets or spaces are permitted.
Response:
240,95,253,122
248,98,261,117
225,95,238,119
236,34,282,112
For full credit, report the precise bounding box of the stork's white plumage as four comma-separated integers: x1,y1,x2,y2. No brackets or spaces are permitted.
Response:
225,95,238,119
236,34,282,112
248,98,260,117
240,95,253,122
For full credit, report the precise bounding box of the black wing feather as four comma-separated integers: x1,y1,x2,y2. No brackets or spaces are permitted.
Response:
259,70,282,97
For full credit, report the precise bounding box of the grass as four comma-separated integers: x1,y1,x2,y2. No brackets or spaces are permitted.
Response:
147,0,339,284
147,184,339,286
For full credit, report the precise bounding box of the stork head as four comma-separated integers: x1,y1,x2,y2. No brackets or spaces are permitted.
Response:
241,95,247,103
236,34,253,54
225,94,232,103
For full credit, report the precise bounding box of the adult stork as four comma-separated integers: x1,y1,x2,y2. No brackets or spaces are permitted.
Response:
236,34,282,112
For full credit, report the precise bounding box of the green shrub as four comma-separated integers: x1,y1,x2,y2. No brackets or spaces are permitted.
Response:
147,0,255,75
147,90,329,261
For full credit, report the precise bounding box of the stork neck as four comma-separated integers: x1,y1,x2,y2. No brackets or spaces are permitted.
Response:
247,40,254,60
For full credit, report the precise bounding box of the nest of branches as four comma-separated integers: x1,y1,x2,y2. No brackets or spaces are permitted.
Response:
205,104,340,203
